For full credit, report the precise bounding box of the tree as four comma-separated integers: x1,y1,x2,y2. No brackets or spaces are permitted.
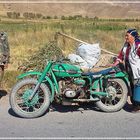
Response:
7,12,13,18
46,16,51,19
28,13,35,19
23,12,29,19
13,12,20,19
7,12,20,19
36,13,42,19
74,15,82,19
54,15,58,19
85,16,89,19
61,16,65,20
68,16,73,20
94,16,99,21
42,16,46,19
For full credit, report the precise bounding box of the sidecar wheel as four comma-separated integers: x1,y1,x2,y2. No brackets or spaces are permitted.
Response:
9,78,50,118
95,78,128,112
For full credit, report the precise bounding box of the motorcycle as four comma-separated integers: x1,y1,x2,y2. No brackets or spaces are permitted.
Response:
9,58,129,118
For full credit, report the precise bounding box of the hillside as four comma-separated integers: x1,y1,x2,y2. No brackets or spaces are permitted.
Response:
1,2,140,18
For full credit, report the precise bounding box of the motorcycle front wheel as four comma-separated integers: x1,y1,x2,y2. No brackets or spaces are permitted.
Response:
95,78,128,112
9,78,50,118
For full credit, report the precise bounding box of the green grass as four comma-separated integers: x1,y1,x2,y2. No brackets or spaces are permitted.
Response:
2,70,21,92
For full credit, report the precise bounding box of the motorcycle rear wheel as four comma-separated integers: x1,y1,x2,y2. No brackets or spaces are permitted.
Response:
95,78,128,112
9,78,50,118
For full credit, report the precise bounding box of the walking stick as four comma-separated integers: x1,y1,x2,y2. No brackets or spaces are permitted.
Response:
56,32,117,56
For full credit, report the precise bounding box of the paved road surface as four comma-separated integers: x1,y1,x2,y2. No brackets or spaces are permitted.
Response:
0,92,140,139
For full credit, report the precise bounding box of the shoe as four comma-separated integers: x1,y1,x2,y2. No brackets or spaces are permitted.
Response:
131,106,140,113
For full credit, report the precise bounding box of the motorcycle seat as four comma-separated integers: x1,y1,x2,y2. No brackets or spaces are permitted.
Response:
81,67,115,77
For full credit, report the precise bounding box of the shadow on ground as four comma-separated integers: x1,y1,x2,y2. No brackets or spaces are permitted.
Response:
9,100,133,118
0,90,7,99
8,102,101,118
8,108,22,118
50,101,133,114
123,101,134,113
49,102,102,113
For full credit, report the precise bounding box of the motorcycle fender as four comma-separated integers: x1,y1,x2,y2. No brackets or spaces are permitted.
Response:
17,71,55,102
108,72,128,82
108,72,130,95
114,72,129,83
17,71,42,79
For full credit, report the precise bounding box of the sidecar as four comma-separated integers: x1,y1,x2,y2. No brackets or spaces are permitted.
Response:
81,65,129,112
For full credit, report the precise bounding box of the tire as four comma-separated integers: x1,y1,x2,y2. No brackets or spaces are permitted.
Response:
9,78,50,118
95,78,128,112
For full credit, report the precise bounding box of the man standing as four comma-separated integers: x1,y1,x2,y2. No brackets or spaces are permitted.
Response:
0,32,10,87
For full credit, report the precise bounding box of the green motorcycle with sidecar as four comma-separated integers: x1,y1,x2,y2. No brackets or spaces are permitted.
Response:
9,59,129,118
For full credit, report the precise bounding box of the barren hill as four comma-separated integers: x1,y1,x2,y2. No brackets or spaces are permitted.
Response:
1,2,140,18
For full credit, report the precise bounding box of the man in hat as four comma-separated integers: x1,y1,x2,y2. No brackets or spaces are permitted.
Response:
111,29,140,112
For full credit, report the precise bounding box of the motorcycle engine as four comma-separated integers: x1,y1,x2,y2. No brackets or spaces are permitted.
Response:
59,78,86,99
63,88,77,98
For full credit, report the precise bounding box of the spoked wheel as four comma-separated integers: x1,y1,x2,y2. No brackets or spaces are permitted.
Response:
9,78,50,118
95,78,128,112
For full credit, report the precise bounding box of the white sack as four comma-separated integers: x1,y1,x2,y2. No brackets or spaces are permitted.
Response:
77,43,101,68
68,43,101,69
68,54,89,69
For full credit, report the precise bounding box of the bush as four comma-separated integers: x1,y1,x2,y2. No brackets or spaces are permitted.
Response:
22,42,63,71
